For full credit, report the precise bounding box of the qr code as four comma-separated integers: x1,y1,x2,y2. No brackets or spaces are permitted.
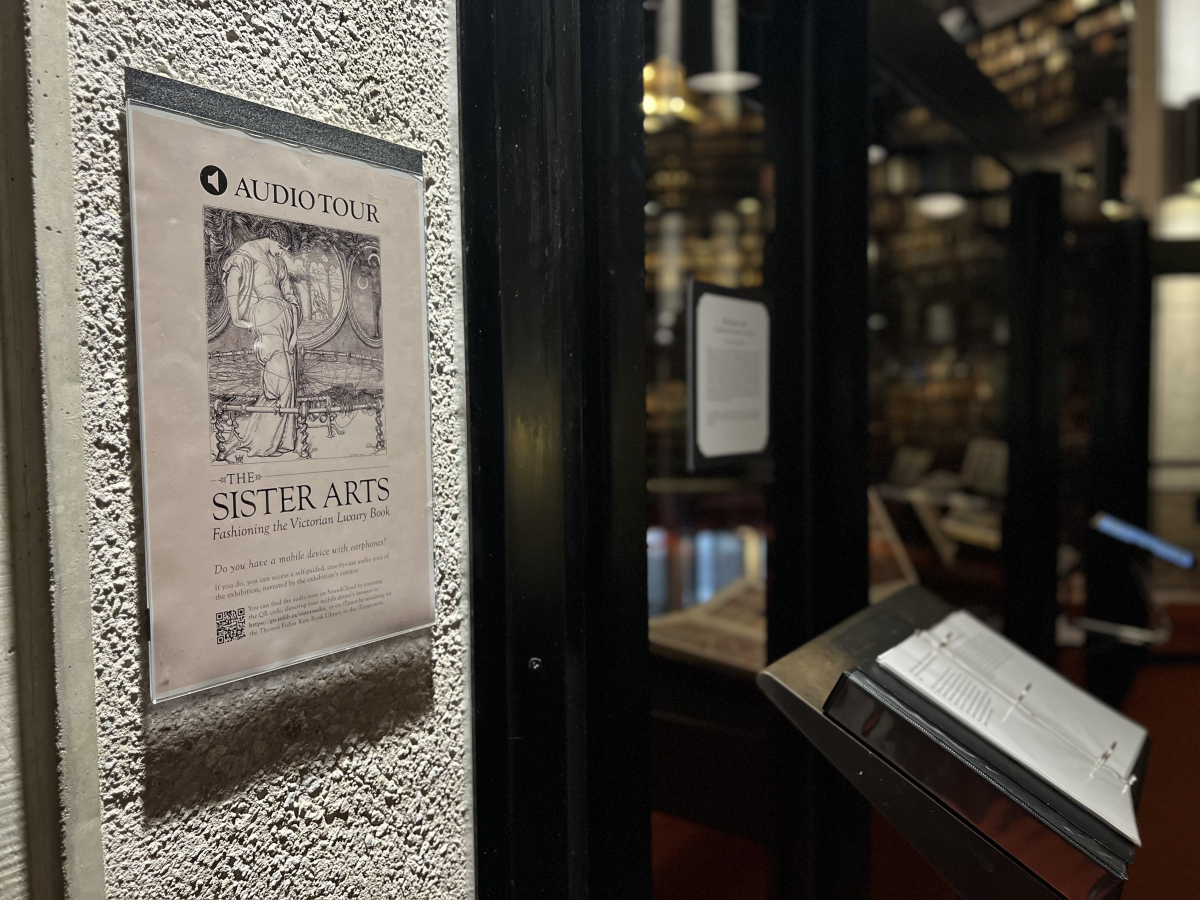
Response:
216,608,246,644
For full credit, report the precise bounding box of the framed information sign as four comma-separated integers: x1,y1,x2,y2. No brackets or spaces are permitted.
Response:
686,280,771,472
125,71,434,701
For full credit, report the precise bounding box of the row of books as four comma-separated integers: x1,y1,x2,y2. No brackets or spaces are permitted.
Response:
647,526,767,618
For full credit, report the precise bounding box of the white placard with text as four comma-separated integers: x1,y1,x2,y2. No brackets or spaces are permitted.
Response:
694,291,770,460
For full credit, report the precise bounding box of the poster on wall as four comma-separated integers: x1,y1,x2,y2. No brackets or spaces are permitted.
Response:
125,70,434,701
686,280,771,472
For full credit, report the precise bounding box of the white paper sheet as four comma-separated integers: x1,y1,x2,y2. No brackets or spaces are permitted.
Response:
694,292,769,458
877,610,1146,844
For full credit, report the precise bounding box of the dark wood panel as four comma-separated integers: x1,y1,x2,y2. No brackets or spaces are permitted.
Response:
650,654,774,843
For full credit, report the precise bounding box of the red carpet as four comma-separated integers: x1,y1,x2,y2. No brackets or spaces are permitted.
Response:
1120,603,1200,897
1120,671,1200,895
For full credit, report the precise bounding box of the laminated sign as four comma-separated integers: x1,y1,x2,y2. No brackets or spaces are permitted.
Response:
125,72,434,701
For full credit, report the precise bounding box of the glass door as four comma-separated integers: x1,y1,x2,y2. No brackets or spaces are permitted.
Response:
642,2,872,897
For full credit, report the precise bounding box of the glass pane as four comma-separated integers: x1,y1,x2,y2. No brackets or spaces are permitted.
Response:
867,72,1010,612
643,2,773,895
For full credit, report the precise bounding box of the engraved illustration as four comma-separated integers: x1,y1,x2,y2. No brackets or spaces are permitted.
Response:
206,207,385,464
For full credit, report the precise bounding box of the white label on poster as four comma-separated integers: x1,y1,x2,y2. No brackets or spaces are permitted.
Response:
695,292,769,458
127,104,434,701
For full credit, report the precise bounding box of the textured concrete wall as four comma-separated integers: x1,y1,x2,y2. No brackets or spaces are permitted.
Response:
32,1,473,897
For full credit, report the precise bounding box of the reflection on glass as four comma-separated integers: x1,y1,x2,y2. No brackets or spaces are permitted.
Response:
645,0,769,634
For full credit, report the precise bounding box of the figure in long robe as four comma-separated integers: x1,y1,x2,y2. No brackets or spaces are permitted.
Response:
308,256,340,323
223,238,304,457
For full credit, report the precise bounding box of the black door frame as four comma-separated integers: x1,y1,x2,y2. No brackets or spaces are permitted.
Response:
458,0,650,896
458,0,871,896
1001,173,1064,666
767,2,871,897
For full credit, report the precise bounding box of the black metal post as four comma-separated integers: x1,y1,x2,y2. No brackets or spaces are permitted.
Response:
767,0,871,896
1084,220,1152,533
1085,218,1152,705
1002,172,1063,664
578,0,652,892
458,0,648,896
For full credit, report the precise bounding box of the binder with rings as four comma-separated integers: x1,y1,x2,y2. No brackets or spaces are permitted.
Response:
758,585,1149,900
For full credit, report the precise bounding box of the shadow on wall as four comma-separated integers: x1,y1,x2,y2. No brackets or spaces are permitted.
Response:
141,632,434,817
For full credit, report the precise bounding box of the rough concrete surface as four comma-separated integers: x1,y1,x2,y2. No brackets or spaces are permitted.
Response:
59,1,472,897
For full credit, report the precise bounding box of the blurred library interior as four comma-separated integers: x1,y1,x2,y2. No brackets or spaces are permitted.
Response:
639,0,1200,897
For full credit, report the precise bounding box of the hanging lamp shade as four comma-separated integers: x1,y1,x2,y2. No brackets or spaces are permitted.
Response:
684,0,761,94
914,152,972,221
644,0,703,127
